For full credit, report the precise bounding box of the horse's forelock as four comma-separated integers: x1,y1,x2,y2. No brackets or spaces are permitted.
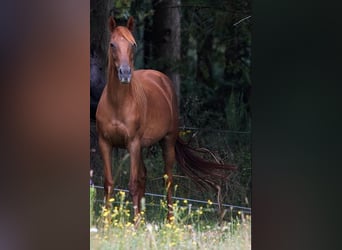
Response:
114,26,136,46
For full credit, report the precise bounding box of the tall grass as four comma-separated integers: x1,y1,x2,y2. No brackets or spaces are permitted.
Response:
90,185,96,227
90,188,251,250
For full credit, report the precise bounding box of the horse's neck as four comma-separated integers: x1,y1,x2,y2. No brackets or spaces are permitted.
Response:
107,71,133,106
106,70,146,123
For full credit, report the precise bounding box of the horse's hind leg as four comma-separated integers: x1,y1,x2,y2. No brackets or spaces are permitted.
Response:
160,135,176,222
98,137,113,207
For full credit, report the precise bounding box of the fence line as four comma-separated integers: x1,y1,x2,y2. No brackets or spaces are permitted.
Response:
90,122,250,135
179,126,250,134
91,185,251,214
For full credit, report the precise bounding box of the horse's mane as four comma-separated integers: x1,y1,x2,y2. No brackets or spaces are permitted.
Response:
107,26,146,124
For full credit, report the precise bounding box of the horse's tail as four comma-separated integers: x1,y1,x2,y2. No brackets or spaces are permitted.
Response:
175,137,237,190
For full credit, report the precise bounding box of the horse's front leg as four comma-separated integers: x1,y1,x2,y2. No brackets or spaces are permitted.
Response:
98,137,113,208
128,139,144,223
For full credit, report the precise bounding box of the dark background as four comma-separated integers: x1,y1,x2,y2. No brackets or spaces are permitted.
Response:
0,1,341,250
90,0,252,213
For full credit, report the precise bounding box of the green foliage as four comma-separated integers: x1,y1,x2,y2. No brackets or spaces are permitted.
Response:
90,189,251,250
179,0,251,130
90,186,97,227
112,0,132,19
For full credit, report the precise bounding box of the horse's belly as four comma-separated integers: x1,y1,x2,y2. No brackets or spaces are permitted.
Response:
141,135,161,147
141,127,170,147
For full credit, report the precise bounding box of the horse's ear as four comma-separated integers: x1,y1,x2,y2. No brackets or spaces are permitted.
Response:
127,16,134,32
108,16,116,32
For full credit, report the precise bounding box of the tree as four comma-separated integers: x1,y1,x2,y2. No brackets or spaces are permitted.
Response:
90,0,114,120
151,0,181,100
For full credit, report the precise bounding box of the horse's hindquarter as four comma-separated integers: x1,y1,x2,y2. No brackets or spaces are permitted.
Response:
135,70,178,146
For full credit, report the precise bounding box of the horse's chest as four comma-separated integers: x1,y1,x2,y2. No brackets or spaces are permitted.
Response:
101,120,130,147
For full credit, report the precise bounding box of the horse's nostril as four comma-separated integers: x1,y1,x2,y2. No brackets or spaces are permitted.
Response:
118,65,132,83
119,65,131,75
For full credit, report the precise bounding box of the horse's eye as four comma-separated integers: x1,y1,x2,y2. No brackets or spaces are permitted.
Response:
110,43,115,48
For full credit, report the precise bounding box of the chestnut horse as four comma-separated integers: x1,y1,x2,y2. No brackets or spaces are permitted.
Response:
96,16,236,222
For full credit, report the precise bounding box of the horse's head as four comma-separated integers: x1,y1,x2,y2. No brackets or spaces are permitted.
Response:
108,16,136,84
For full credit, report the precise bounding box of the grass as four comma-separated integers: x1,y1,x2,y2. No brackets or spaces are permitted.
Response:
90,188,251,250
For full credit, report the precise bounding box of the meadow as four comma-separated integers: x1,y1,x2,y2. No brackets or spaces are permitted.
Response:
90,187,251,250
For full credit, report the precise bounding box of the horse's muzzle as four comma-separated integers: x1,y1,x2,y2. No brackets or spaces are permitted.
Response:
118,65,132,84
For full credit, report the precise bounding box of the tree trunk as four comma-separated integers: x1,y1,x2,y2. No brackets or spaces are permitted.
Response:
90,0,114,120
151,0,181,101
143,15,152,68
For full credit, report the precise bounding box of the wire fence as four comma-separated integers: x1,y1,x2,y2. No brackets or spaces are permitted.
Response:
91,184,251,214
90,122,250,134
